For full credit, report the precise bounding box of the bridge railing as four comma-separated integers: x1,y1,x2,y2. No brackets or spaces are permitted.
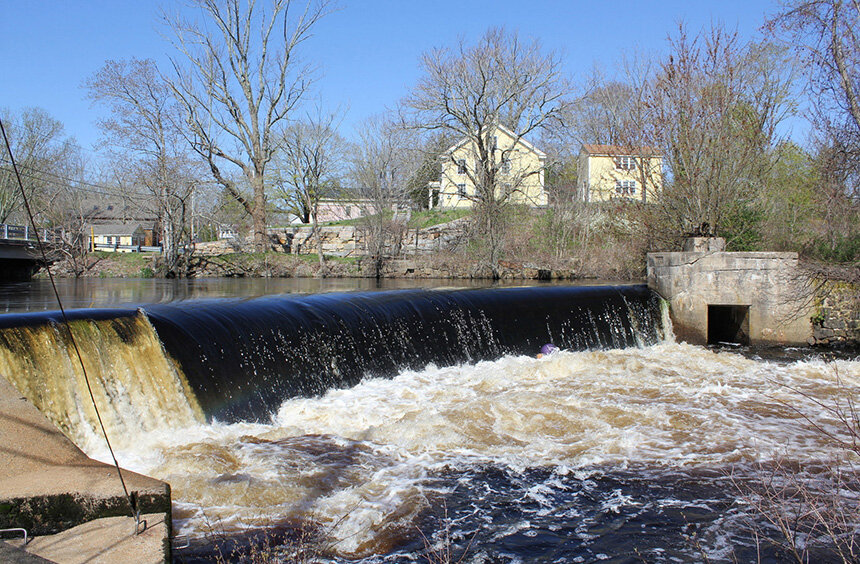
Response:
0,223,64,244
1,223,163,253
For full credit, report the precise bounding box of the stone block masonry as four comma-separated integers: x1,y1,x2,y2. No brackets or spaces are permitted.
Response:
647,244,813,345
267,220,470,258
199,221,469,259
811,279,860,346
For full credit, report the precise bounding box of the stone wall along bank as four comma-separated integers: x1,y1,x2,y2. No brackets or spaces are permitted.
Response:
196,220,469,258
811,280,859,346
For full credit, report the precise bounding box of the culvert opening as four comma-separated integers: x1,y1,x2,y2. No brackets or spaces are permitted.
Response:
708,304,750,345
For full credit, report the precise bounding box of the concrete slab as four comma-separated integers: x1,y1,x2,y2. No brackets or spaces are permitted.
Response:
0,374,171,561
12,513,168,564
0,541,54,563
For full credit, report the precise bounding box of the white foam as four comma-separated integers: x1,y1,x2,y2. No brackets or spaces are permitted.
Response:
91,342,858,558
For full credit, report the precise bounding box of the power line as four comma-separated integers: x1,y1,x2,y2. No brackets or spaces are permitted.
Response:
1,157,225,203
0,160,153,201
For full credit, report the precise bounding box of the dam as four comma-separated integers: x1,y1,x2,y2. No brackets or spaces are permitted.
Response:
0,281,857,562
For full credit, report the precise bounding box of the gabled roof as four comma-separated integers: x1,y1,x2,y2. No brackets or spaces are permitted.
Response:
580,144,662,157
82,200,158,223
444,123,546,159
88,223,145,236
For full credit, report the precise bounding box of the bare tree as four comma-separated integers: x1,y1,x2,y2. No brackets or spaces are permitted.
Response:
645,24,795,245
349,117,417,277
85,58,199,275
273,110,344,272
405,132,456,210
165,0,330,251
403,27,570,277
0,107,82,225
768,1,859,262
769,0,860,165
564,73,636,148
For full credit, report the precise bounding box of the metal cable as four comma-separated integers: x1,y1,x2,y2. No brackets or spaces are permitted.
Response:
0,117,141,532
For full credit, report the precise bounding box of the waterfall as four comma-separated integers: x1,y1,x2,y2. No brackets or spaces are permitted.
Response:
0,309,203,452
0,285,663,437
145,285,663,422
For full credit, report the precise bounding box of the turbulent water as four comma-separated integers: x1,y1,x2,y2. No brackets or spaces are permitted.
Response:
81,341,859,562
0,285,857,562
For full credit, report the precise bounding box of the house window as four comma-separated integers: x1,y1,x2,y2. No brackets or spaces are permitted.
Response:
457,183,466,197
500,157,511,174
106,236,112,244
614,156,637,170
492,136,498,152
457,159,466,175
615,180,637,195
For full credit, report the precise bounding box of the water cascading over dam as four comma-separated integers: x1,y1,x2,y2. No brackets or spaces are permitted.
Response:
4,284,853,562
0,284,663,434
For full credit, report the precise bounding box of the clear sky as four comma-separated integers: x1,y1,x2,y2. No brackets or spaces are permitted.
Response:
0,0,786,160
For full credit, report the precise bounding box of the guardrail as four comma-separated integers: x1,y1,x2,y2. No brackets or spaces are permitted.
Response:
91,243,162,253
1,224,163,254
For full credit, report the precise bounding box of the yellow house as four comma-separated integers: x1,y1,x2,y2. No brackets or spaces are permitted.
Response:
430,125,548,209
87,223,147,252
577,144,663,203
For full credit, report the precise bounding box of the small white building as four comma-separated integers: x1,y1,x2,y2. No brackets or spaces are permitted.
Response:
218,225,239,240
86,223,146,252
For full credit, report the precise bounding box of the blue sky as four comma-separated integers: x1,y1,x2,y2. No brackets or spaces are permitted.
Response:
1,0,786,159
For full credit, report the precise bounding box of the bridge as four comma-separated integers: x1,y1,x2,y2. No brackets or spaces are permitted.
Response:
0,223,164,281
0,223,63,281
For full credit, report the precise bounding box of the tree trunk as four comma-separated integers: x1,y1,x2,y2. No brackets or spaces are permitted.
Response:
311,216,327,276
251,171,268,252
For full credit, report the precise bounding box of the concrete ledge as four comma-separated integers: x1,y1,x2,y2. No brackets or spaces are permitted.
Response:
15,513,169,564
0,490,170,537
0,542,54,563
0,375,170,562
648,251,800,268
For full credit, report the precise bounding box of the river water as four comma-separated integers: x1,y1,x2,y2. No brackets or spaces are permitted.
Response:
0,278,857,563
0,277,540,313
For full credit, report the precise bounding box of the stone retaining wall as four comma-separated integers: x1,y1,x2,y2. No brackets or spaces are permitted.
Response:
811,280,860,345
270,225,362,257
195,219,470,259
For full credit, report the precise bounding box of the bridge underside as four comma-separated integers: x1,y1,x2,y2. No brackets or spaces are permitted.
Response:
0,258,40,281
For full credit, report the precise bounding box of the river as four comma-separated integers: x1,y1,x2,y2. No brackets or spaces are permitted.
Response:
0,277,549,313
0,278,857,563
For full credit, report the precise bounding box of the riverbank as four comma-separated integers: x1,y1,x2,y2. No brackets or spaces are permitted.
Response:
42,251,578,281
43,248,641,282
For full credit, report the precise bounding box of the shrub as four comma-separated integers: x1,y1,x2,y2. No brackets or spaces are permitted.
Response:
736,365,860,562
